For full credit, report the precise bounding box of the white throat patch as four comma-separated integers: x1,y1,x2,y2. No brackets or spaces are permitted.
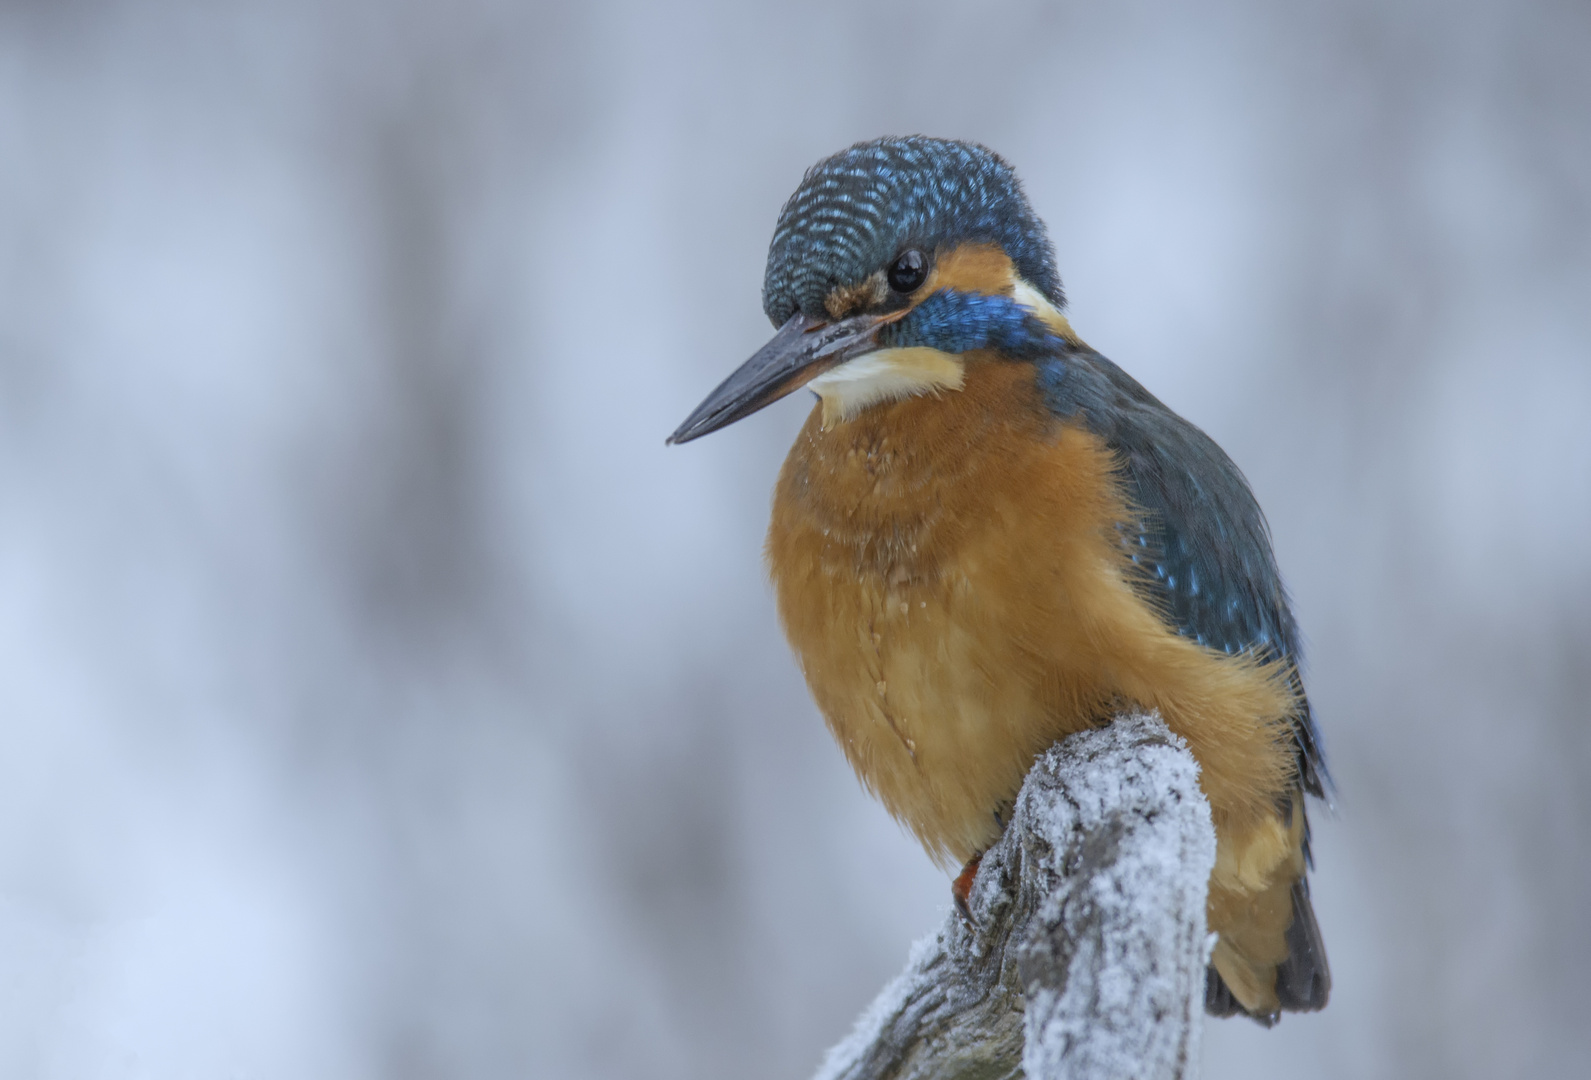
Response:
807,347,965,427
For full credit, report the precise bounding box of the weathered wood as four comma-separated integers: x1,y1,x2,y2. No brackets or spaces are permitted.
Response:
814,713,1215,1080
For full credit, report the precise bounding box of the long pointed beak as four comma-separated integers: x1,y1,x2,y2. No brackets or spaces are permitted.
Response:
667,310,890,445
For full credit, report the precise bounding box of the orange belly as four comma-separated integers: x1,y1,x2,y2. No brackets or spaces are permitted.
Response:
766,354,1305,1008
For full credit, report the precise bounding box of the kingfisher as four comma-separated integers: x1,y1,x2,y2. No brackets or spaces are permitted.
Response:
668,136,1330,1023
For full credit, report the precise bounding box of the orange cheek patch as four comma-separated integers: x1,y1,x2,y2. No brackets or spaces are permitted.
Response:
819,243,1019,323
921,242,1017,298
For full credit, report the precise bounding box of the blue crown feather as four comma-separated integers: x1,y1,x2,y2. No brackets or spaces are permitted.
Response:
762,136,1064,326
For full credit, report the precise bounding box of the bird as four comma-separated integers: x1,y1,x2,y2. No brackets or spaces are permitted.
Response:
667,135,1330,1024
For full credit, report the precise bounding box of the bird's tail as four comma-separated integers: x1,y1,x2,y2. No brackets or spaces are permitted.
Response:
1205,877,1330,1025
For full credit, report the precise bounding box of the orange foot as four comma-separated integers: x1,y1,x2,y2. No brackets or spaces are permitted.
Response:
952,853,983,921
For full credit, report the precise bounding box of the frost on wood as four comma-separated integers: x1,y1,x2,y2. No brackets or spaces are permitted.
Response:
814,713,1216,1080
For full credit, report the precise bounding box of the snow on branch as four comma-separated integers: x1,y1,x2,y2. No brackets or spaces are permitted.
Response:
813,712,1216,1080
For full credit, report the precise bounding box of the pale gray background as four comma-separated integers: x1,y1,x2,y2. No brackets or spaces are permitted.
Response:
2,1,1588,1077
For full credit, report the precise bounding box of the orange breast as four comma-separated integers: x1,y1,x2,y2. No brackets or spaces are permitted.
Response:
766,355,1300,874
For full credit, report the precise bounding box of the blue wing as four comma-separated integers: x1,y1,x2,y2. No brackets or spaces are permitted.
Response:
1037,349,1328,798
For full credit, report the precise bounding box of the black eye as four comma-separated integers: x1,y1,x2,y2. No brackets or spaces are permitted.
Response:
887,249,928,293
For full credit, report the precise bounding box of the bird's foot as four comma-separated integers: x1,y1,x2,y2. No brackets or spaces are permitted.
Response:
951,853,983,922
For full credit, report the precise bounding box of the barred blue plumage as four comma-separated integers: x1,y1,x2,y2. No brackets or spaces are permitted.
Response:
763,137,1063,326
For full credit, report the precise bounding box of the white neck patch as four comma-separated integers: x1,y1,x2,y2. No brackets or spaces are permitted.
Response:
1011,276,1069,329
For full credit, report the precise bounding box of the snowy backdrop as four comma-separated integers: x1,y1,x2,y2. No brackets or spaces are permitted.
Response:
1,1,1588,1077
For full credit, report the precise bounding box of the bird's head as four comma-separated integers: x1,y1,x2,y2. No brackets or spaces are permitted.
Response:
668,136,1074,444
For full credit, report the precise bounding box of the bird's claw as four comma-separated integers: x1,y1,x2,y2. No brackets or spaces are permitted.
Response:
952,853,983,922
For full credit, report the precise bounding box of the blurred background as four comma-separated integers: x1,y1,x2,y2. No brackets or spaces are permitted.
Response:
1,0,1588,1077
